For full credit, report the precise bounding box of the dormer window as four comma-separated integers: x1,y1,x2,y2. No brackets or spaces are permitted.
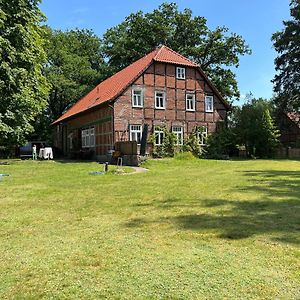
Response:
176,67,186,79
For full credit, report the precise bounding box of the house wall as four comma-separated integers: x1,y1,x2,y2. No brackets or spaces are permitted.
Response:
113,62,228,147
279,114,300,147
54,61,228,159
56,104,113,158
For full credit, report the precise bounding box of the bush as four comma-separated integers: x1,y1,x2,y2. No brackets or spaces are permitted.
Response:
206,127,238,159
174,151,196,160
182,127,206,158
151,126,206,159
151,126,177,158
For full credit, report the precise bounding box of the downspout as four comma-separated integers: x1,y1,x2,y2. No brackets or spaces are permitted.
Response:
108,103,114,150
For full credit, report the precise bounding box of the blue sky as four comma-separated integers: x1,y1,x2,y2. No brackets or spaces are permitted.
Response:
40,0,291,103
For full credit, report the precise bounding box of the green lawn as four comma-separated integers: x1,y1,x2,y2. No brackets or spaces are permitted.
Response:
0,158,299,299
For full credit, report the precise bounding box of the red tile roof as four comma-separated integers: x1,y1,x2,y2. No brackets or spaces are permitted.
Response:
53,45,228,124
287,112,300,128
155,46,198,67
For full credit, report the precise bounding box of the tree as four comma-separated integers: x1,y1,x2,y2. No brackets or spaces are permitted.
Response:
0,0,49,148
44,28,106,122
206,124,237,158
234,98,280,157
272,0,300,112
102,2,251,101
34,28,106,140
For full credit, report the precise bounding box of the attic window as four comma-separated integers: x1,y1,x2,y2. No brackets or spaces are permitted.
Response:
176,67,186,79
205,96,214,112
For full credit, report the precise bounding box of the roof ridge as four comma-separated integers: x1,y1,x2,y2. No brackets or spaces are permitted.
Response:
155,44,165,58
154,45,198,67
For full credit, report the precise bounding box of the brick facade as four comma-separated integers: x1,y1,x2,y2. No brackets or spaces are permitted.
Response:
54,57,229,159
113,62,227,148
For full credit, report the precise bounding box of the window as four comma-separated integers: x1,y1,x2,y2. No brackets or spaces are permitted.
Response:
155,91,166,109
198,127,208,145
172,126,183,145
154,127,165,145
176,67,186,79
81,129,88,148
68,133,73,150
205,96,214,112
186,94,195,111
129,125,142,144
82,127,95,148
89,128,95,147
132,89,143,107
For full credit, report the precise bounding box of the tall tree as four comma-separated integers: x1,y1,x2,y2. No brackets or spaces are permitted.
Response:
272,0,300,112
0,0,49,147
102,3,251,101
44,28,105,122
234,98,280,157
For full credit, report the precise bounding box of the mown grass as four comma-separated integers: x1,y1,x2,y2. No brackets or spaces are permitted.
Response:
0,158,299,299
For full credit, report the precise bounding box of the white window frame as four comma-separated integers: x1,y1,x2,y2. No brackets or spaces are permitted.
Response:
198,127,208,146
81,127,95,148
172,126,183,145
176,67,186,79
186,94,196,111
155,91,166,109
205,95,214,112
89,128,95,147
132,89,143,108
154,128,165,145
129,125,142,145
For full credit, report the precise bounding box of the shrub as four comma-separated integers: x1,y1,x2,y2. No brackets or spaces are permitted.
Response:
174,151,196,160
151,126,177,158
206,127,238,159
182,127,206,158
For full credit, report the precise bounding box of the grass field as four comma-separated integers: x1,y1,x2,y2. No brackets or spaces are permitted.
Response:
0,157,299,299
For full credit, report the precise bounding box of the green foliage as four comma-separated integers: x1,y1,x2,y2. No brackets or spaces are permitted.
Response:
102,2,251,101
44,27,105,121
182,127,206,158
206,124,237,158
234,98,280,158
151,126,206,158
151,126,177,158
272,0,300,111
174,151,196,160
0,0,49,148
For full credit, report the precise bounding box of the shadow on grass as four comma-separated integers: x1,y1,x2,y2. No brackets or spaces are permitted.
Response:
127,169,300,244
171,198,300,243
